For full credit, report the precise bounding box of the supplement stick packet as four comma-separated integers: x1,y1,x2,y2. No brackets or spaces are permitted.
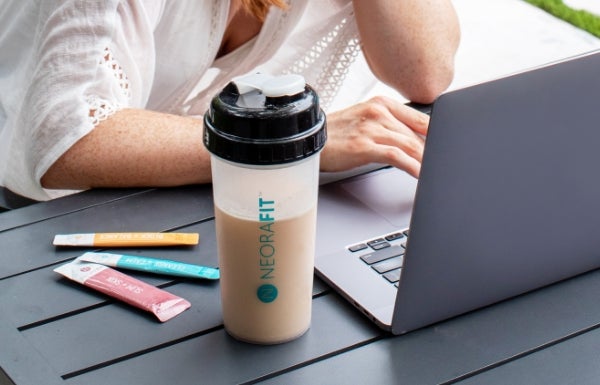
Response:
53,232,199,247
54,260,191,322
78,252,220,280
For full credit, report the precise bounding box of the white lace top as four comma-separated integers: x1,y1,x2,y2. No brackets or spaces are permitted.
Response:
0,0,365,200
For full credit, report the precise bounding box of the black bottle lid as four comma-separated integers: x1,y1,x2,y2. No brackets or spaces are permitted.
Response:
203,74,327,165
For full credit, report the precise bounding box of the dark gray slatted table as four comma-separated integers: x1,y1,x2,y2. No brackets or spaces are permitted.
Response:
2,183,600,385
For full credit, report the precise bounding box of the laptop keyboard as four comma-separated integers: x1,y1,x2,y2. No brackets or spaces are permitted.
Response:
347,229,409,287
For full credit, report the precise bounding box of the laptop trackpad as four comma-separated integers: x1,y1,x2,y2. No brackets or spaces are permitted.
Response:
339,167,417,228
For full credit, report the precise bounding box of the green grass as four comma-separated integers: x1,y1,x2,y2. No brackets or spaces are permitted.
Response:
525,0,600,37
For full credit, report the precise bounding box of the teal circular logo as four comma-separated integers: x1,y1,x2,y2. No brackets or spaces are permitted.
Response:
257,284,278,303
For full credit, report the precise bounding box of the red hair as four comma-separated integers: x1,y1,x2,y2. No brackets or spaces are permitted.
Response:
241,0,288,21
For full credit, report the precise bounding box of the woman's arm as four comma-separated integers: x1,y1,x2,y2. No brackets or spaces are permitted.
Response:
41,109,211,190
41,97,429,190
352,0,461,103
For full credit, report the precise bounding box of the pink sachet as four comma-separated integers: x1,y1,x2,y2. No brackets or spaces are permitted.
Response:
54,260,191,322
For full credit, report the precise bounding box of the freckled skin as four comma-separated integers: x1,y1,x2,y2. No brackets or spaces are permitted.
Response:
42,109,211,189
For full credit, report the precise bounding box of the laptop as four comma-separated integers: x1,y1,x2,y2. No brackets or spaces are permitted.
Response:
314,50,600,335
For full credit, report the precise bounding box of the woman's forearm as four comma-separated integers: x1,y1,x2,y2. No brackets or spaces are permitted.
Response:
353,0,460,103
41,108,212,190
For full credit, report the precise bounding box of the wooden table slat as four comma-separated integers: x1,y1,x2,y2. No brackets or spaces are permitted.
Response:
20,281,223,374
0,318,65,385
0,188,153,233
0,186,215,280
258,269,600,384
454,326,600,385
28,294,381,385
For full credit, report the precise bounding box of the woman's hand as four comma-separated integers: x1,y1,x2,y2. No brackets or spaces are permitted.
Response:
319,96,429,178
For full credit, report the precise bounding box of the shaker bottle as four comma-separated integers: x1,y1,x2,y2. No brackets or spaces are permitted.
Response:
203,73,326,344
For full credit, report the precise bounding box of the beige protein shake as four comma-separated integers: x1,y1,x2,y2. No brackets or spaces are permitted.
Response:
215,205,316,343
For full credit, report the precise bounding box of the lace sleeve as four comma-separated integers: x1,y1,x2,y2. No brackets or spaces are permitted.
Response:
87,47,133,126
249,1,362,112
0,0,157,200
284,13,361,111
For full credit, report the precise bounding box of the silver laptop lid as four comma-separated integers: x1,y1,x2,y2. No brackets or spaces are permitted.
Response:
392,50,600,334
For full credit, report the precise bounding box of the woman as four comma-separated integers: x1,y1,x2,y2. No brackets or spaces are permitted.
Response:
0,0,460,201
